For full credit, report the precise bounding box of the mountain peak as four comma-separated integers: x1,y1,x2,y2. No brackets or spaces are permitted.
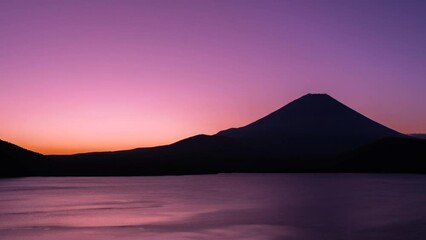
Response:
289,93,340,103
304,93,329,96
266,93,350,118
301,93,333,98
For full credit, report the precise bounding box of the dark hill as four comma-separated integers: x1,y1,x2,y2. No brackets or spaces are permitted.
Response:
48,135,252,176
0,139,49,177
410,134,426,139
338,138,426,173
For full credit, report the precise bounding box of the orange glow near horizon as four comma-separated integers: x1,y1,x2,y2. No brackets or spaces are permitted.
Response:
1,1,425,154
1,96,423,155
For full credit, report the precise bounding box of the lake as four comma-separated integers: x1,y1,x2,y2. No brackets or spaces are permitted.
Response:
0,174,425,240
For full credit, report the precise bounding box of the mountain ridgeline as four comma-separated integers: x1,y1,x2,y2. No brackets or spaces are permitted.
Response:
217,94,403,154
1,94,425,176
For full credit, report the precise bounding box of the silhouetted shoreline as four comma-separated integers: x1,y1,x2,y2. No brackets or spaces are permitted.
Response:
1,94,425,177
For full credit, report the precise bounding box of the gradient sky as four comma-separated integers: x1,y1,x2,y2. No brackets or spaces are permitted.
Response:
1,0,425,154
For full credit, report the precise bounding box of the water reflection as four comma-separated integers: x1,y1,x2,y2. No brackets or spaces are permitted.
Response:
0,174,425,240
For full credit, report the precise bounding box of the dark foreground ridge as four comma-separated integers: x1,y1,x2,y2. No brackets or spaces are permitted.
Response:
0,139,49,177
1,94,425,177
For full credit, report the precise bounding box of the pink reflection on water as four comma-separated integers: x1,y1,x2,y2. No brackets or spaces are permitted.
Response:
1,175,426,240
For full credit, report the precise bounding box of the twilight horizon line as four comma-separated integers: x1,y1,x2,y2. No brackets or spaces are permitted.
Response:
1,0,425,154
2,93,421,155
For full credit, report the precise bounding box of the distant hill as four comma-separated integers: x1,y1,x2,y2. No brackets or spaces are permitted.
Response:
338,138,426,173
48,135,250,176
410,134,426,139
0,139,49,177
2,93,425,176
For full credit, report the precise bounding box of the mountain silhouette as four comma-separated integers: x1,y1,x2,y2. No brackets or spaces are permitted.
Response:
217,94,404,154
1,93,424,176
0,139,48,177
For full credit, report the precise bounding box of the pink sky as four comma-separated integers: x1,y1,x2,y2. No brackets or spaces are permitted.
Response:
1,0,425,154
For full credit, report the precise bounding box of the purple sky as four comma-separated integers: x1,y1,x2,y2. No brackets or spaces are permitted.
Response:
1,0,425,154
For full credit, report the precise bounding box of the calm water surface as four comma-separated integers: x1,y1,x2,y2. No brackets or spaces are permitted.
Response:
0,174,425,240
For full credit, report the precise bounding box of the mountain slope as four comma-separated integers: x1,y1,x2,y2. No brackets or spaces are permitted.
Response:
217,94,404,154
0,139,48,177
